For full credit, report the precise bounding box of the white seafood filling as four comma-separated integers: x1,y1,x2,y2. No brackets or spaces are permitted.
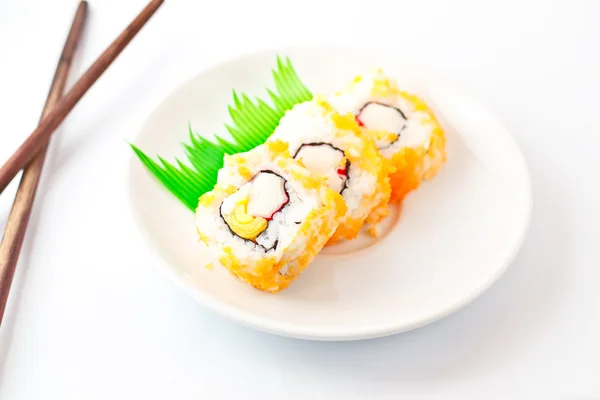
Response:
357,102,405,147
247,172,288,219
221,172,288,220
269,101,376,215
294,144,347,193
326,69,432,158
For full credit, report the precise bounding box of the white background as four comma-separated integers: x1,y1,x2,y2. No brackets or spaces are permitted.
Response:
0,0,599,398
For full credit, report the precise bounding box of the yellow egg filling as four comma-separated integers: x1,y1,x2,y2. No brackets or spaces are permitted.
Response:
223,202,268,241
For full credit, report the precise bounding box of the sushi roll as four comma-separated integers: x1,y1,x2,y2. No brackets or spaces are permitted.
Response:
195,140,347,293
327,68,446,203
267,98,392,243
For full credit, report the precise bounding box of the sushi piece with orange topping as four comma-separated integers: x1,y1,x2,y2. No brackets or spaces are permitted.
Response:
267,97,392,243
195,140,347,293
327,68,446,204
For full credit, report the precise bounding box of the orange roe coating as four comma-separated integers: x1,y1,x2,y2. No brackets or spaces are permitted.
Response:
196,228,210,244
290,169,328,191
365,190,392,236
371,74,400,98
388,146,425,203
198,184,237,208
326,158,392,245
223,140,290,170
218,248,287,292
265,139,290,156
216,194,345,293
371,130,399,145
237,166,253,181
327,189,348,220
387,93,446,203
198,192,216,208
326,215,364,245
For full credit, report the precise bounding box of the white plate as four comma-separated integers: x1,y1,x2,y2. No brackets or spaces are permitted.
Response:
127,46,532,341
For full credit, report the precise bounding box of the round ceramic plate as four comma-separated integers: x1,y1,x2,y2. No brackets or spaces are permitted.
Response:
127,46,532,341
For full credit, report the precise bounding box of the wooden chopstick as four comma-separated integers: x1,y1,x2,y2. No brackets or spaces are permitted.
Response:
0,2,88,325
0,0,164,195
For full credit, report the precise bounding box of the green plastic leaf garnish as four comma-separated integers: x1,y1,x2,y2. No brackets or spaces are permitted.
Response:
130,56,313,212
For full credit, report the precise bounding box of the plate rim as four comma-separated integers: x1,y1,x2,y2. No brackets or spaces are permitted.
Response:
125,44,534,341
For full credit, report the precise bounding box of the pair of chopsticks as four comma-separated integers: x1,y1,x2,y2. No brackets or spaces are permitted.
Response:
0,0,164,325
